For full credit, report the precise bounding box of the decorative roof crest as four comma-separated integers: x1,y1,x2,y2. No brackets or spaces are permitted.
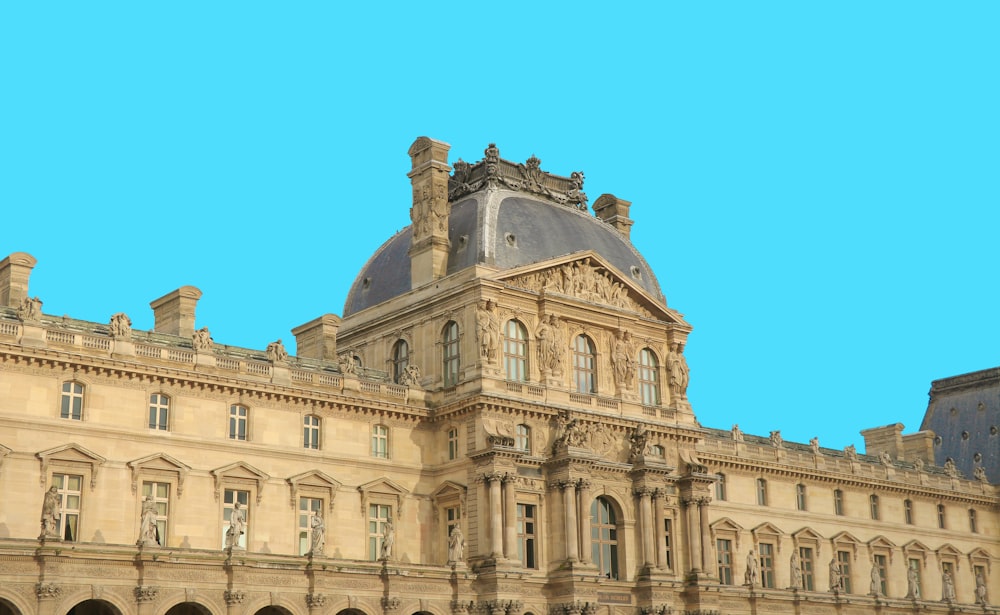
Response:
449,143,588,209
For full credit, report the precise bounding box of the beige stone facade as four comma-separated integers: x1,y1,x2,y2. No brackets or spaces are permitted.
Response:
0,140,996,615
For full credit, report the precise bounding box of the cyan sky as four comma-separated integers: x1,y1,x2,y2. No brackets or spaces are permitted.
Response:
2,2,998,451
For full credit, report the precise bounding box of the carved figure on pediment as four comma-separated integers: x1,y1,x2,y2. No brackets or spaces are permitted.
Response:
138,495,159,547
810,437,820,454
380,518,395,560
448,525,465,563
744,549,759,587
731,424,744,442
769,430,783,448
266,339,288,363
844,444,858,461
310,513,325,555
109,312,132,340
567,171,588,210
40,485,61,540
790,551,803,589
477,300,499,363
17,296,42,322
590,423,616,458
976,570,988,605
225,501,245,550
974,466,988,483
667,343,689,400
611,330,637,390
192,327,213,351
629,426,649,462
906,564,921,599
943,457,958,478
941,570,956,602
399,364,422,387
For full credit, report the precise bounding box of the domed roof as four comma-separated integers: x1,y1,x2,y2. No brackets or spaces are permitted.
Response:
343,190,665,317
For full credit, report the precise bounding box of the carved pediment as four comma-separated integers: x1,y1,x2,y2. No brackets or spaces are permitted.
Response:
752,522,785,539
498,252,683,323
211,461,269,503
868,535,897,550
937,543,963,560
792,527,825,543
288,470,341,511
903,539,932,564
37,443,106,489
711,517,744,549
358,477,410,518
431,481,468,521
127,453,191,496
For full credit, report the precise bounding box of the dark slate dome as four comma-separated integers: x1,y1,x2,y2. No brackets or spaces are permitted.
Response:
343,191,665,317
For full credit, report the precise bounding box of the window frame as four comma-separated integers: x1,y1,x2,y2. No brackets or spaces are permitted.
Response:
368,503,392,561
796,483,807,511
391,339,409,385
717,538,734,585
148,393,170,431
298,496,323,556
904,499,913,525
756,478,768,506
833,489,844,516
837,550,852,593
572,334,597,394
52,473,83,542
715,473,727,501
516,502,537,569
141,480,170,546
447,427,459,460
442,321,461,388
937,503,946,529
371,424,389,459
303,414,321,450
60,381,85,421
228,404,249,441
222,488,250,549
758,542,776,589
638,348,660,406
515,423,531,454
869,494,880,520
799,546,815,591
502,319,529,382
591,496,620,580
873,553,888,596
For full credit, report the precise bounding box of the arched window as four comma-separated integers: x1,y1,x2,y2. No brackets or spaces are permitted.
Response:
591,497,619,579
638,348,660,405
573,335,596,394
149,393,169,430
391,339,409,384
442,321,460,387
303,415,320,450
516,424,531,453
503,320,529,381
61,381,85,420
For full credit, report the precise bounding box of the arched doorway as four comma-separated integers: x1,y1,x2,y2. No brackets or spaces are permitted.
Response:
165,603,213,615
0,598,22,615
254,607,293,615
66,600,122,615
335,609,367,615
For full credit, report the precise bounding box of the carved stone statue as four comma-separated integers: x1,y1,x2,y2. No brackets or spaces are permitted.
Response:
476,300,499,363
380,518,395,560
870,562,883,596
192,327,214,352
17,296,42,322
906,565,921,599
879,451,893,466
225,501,246,550
567,171,588,209
337,353,356,375
943,458,958,478
266,339,289,363
628,426,649,462
40,485,61,540
974,466,988,483
844,444,858,461
731,424,744,442
941,570,956,602
611,330,636,390
829,558,843,592
789,551,803,590
309,513,325,556
667,343,689,400
535,314,564,376
914,457,925,472
109,312,132,340
138,495,159,547
398,364,422,387
769,430,783,449
744,549,759,587
976,570,989,605
810,437,820,454
448,525,465,563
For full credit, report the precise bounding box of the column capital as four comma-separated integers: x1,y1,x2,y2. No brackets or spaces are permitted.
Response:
481,471,505,483
633,487,655,498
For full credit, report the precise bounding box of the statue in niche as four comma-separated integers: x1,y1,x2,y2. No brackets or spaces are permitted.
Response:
975,570,988,605
476,300,499,363
731,424,744,442
611,330,637,390
628,426,649,462
535,314,564,376
789,551,803,590
810,437,820,454
225,501,246,550
380,518,395,560
266,339,289,363
448,525,465,563
829,558,843,592
138,495,159,547
398,364,422,387
769,430,783,449
744,549,759,587
941,570,956,602
667,343,689,400
906,564,921,599
870,562,883,596
17,296,42,322
109,312,132,340
40,485,61,540
310,513,325,556
943,458,958,478
192,327,214,352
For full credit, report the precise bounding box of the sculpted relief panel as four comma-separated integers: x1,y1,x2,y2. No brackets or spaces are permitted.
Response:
505,259,653,318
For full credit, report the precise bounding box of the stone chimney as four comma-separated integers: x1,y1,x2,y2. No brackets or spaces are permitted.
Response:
861,423,904,459
150,286,202,338
593,194,634,239
407,136,452,288
0,252,38,308
901,430,936,465
292,314,341,361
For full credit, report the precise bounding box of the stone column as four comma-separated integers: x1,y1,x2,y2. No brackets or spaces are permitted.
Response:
486,473,504,558
562,481,579,562
637,488,655,568
699,497,713,573
684,497,702,573
503,474,518,560
653,490,668,570
577,479,592,564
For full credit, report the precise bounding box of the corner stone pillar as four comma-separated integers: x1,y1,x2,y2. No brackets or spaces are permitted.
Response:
637,488,655,568
684,497,703,573
407,136,452,288
485,473,504,558
577,479,592,564
502,474,518,560
150,286,202,338
292,314,341,361
699,497,713,573
561,481,579,562
0,252,37,308
653,491,668,570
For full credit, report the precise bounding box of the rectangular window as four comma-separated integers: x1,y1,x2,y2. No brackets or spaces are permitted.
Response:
371,424,389,458
61,382,84,420
368,504,391,561
447,428,459,460
904,499,913,524
715,474,726,501
838,550,852,593
870,494,880,520
663,518,672,570
834,489,844,516
298,497,323,555
442,322,460,388
516,503,536,569
796,484,807,511
53,473,82,541
229,405,248,441
937,504,946,529
759,542,775,588
800,546,815,591
908,558,922,598
717,539,733,585
515,424,531,453
874,554,888,596
303,415,320,450
756,478,767,506
141,481,169,545
970,508,978,533
148,393,169,430
222,489,249,549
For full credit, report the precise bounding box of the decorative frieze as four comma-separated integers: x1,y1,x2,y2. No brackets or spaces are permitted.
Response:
134,586,159,603
382,597,401,613
224,590,246,605
306,593,327,608
35,583,62,599
549,602,597,615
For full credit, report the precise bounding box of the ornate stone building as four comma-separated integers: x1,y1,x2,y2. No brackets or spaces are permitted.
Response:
0,138,996,615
